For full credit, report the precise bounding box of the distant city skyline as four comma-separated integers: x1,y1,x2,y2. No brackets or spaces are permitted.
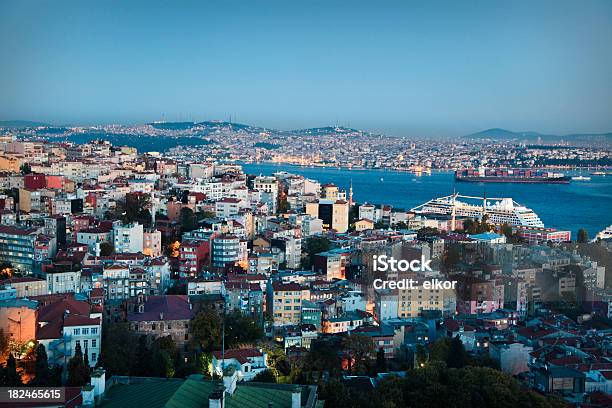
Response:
1,0,611,137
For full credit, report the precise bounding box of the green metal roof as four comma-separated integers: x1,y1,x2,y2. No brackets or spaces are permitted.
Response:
166,379,295,408
99,379,184,408
99,377,315,408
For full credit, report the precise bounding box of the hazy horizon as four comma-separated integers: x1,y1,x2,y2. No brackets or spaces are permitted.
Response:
1,0,611,137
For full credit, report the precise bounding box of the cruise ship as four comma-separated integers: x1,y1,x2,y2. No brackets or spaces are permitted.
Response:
411,193,544,228
594,225,612,241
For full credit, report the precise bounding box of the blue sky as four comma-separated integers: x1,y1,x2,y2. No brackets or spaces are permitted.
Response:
0,0,611,137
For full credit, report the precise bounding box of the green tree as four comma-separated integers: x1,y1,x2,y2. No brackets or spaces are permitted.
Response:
375,347,387,373
0,328,8,356
224,312,264,348
303,236,331,269
415,344,428,368
417,227,439,240
99,242,114,256
446,336,469,369
304,339,342,377
151,336,177,378
429,337,450,362
1,353,23,386
343,335,374,374
20,163,32,175
252,368,276,383
97,323,138,376
191,311,222,352
577,228,589,243
180,207,199,233
67,343,90,387
30,344,53,386
132,335,153,376
500,223,513,239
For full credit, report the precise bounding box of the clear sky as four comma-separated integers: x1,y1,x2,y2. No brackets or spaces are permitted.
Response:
0,0,611,137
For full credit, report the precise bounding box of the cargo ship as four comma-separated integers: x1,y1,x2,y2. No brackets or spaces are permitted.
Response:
455,167,570,184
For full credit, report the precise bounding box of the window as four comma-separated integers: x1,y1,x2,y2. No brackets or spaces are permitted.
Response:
91,353,97,361
82,328,89,335
73,329,80,335
91,327,98,334
76,340,80,347
84,340,88,348
152,323,156,330
92,340,97,348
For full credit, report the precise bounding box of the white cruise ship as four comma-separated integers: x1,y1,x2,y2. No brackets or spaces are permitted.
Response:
594,225,612,241
411,193,544,228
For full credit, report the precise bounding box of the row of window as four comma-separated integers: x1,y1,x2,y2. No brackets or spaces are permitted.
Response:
73,327,98,335
75,339,97,348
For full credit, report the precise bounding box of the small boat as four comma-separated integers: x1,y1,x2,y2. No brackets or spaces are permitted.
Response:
380,177,384,182
591,171,606,176
571,176,591,181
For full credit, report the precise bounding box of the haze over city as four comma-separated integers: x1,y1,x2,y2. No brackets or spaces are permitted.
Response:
1,0,612,137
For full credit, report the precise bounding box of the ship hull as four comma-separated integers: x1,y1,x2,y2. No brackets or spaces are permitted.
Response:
455,176,570,184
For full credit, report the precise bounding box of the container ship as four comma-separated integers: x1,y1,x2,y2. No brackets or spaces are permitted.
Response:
455,168,570,184
411,193,545,228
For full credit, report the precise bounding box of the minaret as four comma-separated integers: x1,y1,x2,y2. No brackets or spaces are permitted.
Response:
451,189,456,231
482,189,487,217
349,179,354,207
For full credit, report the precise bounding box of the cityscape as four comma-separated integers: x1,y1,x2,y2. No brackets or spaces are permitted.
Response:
1,1,612,408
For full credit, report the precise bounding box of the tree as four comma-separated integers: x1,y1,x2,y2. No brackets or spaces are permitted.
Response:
224,312,264,348
417,227,439,240
30,344,53,386
99,242,114,256
0,329,8,356
191,311,222,352
252,368,276,383
97,323,138,376
343,335,374,374
151,336,177,378
375,347,387,373
500,223,513,239
577,228,589,243
67,343,90,387
83,345,90,368
446,336,469,369
20,163,32,175
132,335,153,376
415,344,428,368
277,197,289,214
304,339,342,377
0,263,14,280
180,207,198,233
303,236,331,269
1,353,23,386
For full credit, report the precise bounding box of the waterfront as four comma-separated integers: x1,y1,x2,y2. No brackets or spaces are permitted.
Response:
241,162,612,236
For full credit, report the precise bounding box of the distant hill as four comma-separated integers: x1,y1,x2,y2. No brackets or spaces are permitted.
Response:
465,128,612,146
0,120,51,128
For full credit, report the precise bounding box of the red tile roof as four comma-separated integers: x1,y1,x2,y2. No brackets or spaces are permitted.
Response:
212,348,263,364
38,298,91,323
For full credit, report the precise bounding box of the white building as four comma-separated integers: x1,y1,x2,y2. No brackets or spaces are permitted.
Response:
489,341,532,375
113,222,144,254
46,270,81,294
